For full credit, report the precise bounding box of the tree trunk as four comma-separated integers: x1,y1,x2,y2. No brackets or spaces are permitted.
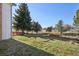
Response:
60,27,63,36
22,30,25,35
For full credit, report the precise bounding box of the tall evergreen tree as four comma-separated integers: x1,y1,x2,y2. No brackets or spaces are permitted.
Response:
46,26,53,32
13,3,32,34
74,10,79,25
31,21,35,31
73,9,79,34
31,21,42,33
34,22,42,33
56,20,63,35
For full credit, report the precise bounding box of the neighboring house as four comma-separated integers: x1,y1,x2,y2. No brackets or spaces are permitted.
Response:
67,25,79,33
63,25,79,36
0,3,12,40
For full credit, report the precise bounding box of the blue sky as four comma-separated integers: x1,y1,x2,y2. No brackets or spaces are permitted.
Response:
12,3,79,28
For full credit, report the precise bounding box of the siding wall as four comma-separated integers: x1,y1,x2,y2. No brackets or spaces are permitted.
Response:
2,4,11,40
0,4,2,40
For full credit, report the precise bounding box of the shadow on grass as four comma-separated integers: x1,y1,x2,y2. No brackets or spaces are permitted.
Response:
0,39,54,56
24,34,79,43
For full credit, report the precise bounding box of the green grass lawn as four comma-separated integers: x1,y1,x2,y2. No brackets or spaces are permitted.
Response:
0,36,79,56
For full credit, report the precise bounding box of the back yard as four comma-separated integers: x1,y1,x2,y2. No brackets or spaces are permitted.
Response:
0,36,79,56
